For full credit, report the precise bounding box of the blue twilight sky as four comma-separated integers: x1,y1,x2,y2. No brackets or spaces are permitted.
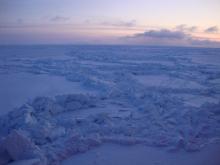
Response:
0,0,220,47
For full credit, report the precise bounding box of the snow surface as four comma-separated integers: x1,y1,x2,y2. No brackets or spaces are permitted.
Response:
62,143,220,165
0,45,220,165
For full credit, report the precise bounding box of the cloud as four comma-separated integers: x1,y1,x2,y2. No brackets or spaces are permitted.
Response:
50,16,70,22
101,20,137,27
189,38,220,47
175,24,197,32
133,29,189,39
124,28,220,47
205,26,219,33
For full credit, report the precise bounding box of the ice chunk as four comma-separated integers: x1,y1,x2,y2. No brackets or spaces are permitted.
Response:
1,130,47,164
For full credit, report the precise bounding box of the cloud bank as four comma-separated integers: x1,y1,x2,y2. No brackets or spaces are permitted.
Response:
125,28,220,47
133,29,188,39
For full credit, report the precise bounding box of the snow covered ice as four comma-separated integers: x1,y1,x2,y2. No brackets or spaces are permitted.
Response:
0,45,220,165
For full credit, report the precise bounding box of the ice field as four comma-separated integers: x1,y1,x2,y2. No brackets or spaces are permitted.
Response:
0,45,220,165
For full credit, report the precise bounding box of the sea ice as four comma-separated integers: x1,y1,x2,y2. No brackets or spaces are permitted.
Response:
0,45,220,164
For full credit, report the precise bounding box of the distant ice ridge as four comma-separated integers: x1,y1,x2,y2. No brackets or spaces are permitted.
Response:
0,93,220,164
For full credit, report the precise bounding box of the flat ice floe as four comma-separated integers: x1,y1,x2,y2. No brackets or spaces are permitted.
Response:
0,45,220,165
62,143,220,165
0,73,89,115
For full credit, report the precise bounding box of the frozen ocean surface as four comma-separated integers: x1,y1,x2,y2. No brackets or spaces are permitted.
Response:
0,45,220,165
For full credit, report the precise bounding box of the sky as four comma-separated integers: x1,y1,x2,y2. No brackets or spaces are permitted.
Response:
0,0,220,47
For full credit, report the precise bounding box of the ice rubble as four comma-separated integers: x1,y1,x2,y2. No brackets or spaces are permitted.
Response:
0,93,220,164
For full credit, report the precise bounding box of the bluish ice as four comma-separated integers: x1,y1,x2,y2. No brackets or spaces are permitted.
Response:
0,45,220,165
